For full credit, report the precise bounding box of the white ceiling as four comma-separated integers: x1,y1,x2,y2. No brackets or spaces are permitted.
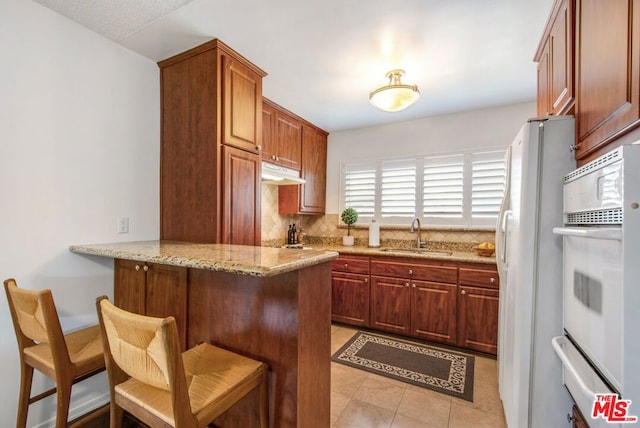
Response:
33,0,553,132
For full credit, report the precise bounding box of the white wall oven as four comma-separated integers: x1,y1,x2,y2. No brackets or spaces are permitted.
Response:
552,145,640,427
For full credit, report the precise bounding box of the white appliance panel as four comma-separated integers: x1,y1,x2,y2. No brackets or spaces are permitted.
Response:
496,116,575,428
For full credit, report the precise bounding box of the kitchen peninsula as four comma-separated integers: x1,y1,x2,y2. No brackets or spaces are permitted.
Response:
70,240,338,428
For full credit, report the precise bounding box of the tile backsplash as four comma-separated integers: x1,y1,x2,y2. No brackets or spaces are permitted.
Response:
261,183,496,250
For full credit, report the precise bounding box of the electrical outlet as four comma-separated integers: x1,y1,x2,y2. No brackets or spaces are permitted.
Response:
117,216,129,234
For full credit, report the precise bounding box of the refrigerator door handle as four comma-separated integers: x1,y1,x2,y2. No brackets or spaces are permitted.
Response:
499,210,511,265
552,226,622,241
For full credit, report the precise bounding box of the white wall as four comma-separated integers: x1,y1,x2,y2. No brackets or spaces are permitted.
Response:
326,102,536,213
0,1,159,426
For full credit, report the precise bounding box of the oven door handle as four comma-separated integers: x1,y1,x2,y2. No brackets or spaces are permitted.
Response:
551,336,599,398
552,226,622,241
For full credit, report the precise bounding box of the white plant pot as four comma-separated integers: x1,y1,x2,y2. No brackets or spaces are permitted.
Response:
343,235,354,246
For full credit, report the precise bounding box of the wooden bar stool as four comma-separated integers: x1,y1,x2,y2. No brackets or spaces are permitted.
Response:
95,295,269,428
3,278,108,428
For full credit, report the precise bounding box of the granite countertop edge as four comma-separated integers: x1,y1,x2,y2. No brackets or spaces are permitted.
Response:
69,241,339,277
308,244,496,264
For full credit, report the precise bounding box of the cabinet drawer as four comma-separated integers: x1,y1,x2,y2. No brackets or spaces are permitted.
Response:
371,259,457,283
332,255,370,274
459,267,499,289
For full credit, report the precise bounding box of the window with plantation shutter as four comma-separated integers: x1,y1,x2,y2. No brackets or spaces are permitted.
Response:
471,151,506,223
381,160,416,218
423,155,464,220
342,163,376,217
339,149,506,227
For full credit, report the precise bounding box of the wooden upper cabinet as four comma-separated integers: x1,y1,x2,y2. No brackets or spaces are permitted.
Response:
279,125,328,215
575,0,640,162
158,39,266,245
222,55,263,154
535,0,574,116
262,98,302,169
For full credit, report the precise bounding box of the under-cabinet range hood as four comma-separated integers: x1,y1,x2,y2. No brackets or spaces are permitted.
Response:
261,162,305,185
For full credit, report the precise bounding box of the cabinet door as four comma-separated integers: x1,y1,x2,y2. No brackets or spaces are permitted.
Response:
332,272,370,326
145,263,188,350
222,145,261,245
114,259,146,315
537,41,551,117
262,102,276,162
222,55,262,154
457,285,499,354
278,125,327,215
549,0,574,115
575,0,640,160
274,111,302,169
370,276,411,335
411,281,457,345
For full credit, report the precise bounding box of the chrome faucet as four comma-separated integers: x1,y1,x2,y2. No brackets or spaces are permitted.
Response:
410,217,426,249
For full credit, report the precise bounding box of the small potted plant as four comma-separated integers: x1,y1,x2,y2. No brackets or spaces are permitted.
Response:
341,207,358,246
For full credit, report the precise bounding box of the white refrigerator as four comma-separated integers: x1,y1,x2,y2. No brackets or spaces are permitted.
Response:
495,116,575,427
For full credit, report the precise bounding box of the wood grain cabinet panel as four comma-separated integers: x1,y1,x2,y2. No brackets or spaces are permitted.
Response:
411,281,457,345
262,99,302,169
279,125,328,215
575,0,640,162
535,0,574,117
114,259,188,350
457,264,499,354
370,276,412,335
332,272,370,326
222,145,261,245
158,39,266,245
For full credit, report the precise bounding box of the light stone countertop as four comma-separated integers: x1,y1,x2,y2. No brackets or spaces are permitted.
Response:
306,244,497,265
69,240,338,277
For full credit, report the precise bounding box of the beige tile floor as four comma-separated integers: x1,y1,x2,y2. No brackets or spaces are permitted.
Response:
330,324,507,428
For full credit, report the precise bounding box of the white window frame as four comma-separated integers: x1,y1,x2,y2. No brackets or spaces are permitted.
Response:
339,149,506,228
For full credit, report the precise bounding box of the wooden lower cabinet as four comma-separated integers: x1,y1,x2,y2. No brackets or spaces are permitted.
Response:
457,265,499,354
332,256,499,354
114,259,188,350
572,404,589,428
412,280,457,345
331,272,370,326
370,276,411,335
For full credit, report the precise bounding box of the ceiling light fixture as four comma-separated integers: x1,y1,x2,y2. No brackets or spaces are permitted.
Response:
369,69,420,112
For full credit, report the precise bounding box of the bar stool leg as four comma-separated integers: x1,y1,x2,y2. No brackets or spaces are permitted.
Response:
109,403,123,428
16,361,34,428
54,379,72,428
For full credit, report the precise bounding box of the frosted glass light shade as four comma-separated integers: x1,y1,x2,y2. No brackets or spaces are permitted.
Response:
369,69,420,112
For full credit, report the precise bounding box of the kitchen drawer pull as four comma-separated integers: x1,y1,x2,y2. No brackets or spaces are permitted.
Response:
461,289,466,295
490,277,495,283
135,265,140,271
143,265,149,272
408,269,413,275
344,263,348,268
411,283,416,288
364,278,368,283
405,282,410,287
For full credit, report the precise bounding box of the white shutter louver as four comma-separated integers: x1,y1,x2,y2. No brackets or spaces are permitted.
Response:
471,152,506,219
343,164,376,217
423,155,464,218
381,160,416,218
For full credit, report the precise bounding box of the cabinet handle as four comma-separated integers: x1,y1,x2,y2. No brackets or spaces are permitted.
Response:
344,263,348,268
461,289,466,295
408,269,413,275
143,265,149,272
490,277,495,283
405,282,410,287
271,155,276,160
364,278,368,283
135,265,140,271
256,145,262,151
412,283,416,288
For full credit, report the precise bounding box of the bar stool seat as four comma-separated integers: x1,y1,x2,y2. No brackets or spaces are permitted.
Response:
96,296,269,427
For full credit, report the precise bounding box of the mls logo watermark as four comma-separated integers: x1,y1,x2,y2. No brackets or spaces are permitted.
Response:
592,394,638,424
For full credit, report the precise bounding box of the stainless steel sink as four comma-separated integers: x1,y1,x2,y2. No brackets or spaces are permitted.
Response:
378,248,452,256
